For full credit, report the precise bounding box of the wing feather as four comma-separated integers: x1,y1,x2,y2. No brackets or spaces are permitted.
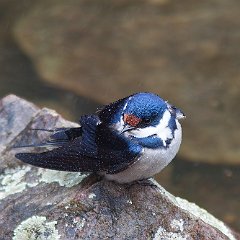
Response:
15,144,101,172
15,115,142,173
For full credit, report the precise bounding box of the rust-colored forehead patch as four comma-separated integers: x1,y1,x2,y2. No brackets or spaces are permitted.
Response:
123,114,141,127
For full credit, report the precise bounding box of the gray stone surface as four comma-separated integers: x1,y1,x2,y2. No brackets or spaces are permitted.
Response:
0,95,239,239
13,0,240,165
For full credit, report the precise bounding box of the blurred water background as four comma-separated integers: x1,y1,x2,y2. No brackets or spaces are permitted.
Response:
0,0,239,231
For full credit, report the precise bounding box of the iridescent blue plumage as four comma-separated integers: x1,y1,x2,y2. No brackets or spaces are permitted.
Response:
15,92,185,183
124,93,167,126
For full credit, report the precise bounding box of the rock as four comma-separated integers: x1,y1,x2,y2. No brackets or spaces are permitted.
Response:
0,95,239,239
0,94,37,149
13,0,240,165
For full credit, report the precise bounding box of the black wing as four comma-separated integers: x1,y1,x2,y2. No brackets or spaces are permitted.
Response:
15,115,142,173
15,141,101,172
15,115,100,172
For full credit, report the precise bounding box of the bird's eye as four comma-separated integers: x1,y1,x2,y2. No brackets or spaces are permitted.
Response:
142,118,151,124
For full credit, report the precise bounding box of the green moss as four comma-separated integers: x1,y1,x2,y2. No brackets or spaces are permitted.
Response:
13,216,60,240
0,166,31,200
38,169,88,187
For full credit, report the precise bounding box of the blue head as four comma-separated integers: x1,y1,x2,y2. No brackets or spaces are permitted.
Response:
99,92,185,149
123,92,184,129
100,92,185,138
123,93,167,128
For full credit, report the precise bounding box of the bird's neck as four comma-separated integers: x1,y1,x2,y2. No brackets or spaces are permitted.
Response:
126,111,175,142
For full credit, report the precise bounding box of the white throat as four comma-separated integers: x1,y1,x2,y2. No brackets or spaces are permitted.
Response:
106,106,183,183
105,120,182,183
124,110,173,147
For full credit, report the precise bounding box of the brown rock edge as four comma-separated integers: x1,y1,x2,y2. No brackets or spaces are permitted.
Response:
0,95,239,240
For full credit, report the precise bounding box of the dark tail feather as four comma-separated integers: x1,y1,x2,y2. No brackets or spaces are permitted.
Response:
51,127,82,141
13,127,83,149
13,140,69,149
30,127,82,141
15,145,100,172
13,143,53,149
15,151,82,172
30,128,56,132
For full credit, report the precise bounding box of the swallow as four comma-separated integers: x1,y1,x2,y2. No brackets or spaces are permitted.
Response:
15,92,185,183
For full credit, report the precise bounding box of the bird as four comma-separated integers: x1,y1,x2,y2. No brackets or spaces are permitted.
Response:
15,92,185,184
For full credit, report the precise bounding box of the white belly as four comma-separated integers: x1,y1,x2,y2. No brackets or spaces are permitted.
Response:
105,122,182,183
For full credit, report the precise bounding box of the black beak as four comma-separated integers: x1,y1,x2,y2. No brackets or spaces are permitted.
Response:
120,125,136,134
167,103,186,120
175,108,186,120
